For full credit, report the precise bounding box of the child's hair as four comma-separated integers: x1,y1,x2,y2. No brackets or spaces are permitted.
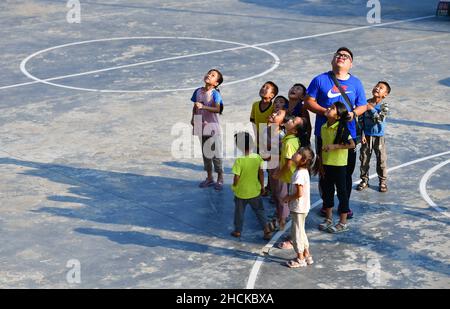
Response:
296,117,310,148
208,68,224,114
292,83,307,97
264,81,279,97
209,69,223,89
378,80,391,94
332,101,352,145
234,131,253,152
296,146,321,176
274,95,288,109
283,115,310,147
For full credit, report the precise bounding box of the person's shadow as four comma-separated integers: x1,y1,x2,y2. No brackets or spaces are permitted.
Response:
0,157,266,259
75,227,259,260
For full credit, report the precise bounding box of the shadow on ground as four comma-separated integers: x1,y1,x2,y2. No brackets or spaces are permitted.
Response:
0,157,273,259
75,227,260,261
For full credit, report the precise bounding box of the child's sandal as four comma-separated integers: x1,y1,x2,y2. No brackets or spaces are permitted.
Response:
319,218,333,231
379,183,388,192
356,182,369,191
199,179,215,188
230,231,241,238
286,258,307,268
327,222,349,234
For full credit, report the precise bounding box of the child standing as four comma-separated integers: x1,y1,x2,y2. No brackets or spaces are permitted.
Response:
231,132,273,240
273,116,308,231
250,81,279,150
260,101,287,227
282,147,320,268
357,81,391,192
318,102,355,233
190,69,224,191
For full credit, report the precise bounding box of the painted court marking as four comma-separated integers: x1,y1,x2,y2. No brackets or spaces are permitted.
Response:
0,15,434,93
419,159,450,218
247,150,450,289
18,37,280,93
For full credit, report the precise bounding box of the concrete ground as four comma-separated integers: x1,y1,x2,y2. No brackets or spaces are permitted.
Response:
0,0,449,288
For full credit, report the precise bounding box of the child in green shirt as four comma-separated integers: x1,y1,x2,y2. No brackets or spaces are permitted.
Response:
231,132,273,240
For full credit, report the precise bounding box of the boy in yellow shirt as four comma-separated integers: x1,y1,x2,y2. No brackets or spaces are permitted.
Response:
231,132,273,240
250,81,279,151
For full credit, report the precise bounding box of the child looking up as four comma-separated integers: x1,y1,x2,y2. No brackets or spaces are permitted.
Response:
231,132,273,240
190,69,224,191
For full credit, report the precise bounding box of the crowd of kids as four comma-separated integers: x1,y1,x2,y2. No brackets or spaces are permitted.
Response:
190,47,391,268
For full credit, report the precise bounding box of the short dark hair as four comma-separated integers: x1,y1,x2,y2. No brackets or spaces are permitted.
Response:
274,95,289,109
336,47,353,61
378,81,391,94
332,101,352,145
292,83,307,95
209,68,223,86
265,81,279,97
234,131,253,152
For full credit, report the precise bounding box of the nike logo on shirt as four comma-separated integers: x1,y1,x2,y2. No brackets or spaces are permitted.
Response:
327,89,352,98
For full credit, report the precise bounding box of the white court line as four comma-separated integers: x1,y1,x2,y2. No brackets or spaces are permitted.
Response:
419,159,450,218
247,150,450,289
252,15,435,47
0,15,434,92
0,80,40,90
1,31,445,93
17,37,279,93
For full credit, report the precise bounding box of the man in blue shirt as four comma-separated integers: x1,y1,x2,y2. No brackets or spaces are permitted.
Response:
304,47,368,219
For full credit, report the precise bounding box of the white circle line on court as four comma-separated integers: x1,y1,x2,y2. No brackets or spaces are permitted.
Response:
419,159,450,218
19,36,280,93
247,150,450,289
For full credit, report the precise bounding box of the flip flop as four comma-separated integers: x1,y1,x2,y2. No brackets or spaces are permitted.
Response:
214,181,223,191
199,179,215,188
286,258,307,268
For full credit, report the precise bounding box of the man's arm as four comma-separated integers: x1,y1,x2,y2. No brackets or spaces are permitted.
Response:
352,105,368,118
348,80,368,120
304,95,327,116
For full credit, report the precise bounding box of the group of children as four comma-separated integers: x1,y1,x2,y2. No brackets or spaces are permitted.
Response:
190,68,391,268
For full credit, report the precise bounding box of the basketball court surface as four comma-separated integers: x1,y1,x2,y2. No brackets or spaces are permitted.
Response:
0,0,449,288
